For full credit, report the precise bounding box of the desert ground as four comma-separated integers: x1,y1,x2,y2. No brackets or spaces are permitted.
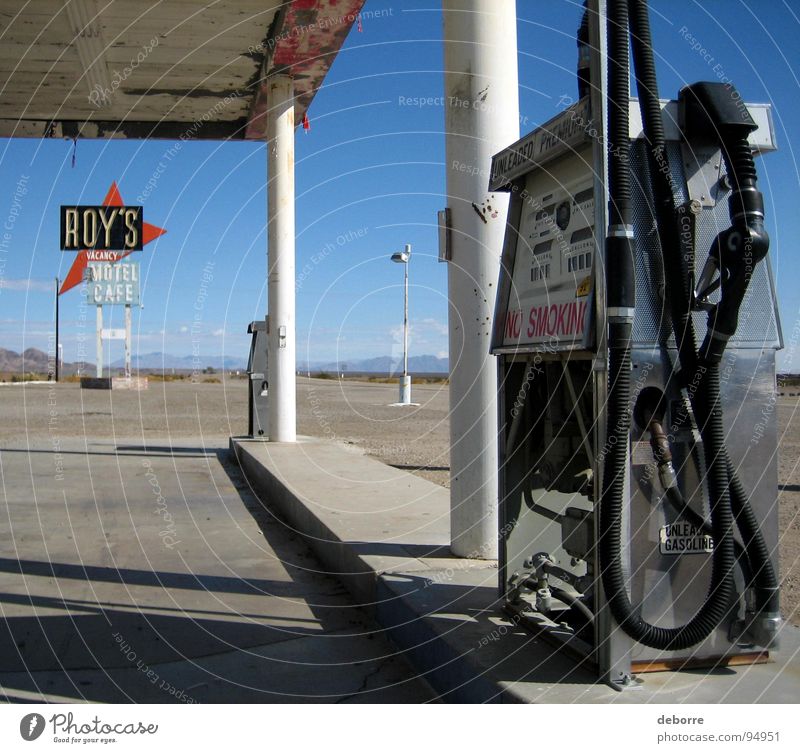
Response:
0,376,797,628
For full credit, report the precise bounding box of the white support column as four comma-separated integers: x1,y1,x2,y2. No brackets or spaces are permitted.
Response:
96,305,103,378
443,0,520,558
266,73,297,442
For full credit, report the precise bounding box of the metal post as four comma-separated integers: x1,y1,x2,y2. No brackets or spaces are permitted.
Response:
443,0,520,558
266,73,297,442
403,246,409,378
96,305,103,378
391,244,412,404
400,245,411,403
54,277,60,382
124,304,132,379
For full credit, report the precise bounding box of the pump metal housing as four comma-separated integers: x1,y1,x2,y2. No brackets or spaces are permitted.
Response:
489,4,781,688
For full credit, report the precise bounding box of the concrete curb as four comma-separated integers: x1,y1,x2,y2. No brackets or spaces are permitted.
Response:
230,435,800,704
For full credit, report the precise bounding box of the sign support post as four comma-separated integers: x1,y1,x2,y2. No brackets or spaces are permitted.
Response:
54,276,60,382
96,305,103,378
124,304,132,379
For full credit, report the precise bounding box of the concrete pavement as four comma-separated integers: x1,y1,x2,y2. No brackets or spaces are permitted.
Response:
0,429,436,703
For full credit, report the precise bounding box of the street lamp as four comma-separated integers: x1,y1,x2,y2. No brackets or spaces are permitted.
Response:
390,244,411,405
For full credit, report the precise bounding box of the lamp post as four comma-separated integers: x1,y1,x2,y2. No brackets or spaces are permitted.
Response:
390,244,411,405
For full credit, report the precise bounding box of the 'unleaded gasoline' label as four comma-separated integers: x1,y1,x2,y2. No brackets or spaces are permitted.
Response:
659,522,714,555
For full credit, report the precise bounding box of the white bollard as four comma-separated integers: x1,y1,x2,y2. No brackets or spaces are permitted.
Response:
399,375,412,405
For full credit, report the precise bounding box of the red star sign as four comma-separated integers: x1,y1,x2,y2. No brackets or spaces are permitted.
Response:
59,181,166,295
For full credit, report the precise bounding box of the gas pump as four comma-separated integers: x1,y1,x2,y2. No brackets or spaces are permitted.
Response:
490,0,782,688
247,318,269,438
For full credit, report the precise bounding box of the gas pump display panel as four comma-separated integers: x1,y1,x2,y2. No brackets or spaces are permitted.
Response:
500,159,595,351
491,105,597,354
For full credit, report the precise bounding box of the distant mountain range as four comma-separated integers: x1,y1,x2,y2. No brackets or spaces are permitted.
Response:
106,353,447,374
0,347,56,373
0,346,97,376
110,352,248,370
298,355,449,374
120,352,450,373
0,347,449,375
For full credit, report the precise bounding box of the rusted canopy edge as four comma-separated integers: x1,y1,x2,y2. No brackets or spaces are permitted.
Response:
245,0,366,140
3,118,249,141
0,1,363,142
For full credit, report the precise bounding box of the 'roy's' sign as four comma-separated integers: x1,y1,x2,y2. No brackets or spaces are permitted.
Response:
60,205,143,251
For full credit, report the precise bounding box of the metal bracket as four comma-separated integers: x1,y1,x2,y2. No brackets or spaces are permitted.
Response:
680,143,724,208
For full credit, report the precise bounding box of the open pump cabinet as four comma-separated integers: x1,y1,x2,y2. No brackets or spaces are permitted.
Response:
490,0,783,689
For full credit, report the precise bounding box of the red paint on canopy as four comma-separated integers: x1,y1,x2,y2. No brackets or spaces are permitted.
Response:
245,0,365,139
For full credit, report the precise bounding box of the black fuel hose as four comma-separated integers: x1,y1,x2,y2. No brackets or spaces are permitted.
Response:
628,0,697,376
629,0,778,622
551,585,595,626
664,369,778,616
598,0,738,650
648,416,753,581
725,452,779,614
602,363,736,649
669,381,778,616
663,482,753,583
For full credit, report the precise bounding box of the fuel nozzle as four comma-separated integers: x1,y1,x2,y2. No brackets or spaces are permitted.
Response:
635,387,677,492
680,82,770,363
647,416,679,492
699,221,769,362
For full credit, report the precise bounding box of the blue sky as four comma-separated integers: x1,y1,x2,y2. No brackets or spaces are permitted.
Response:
1,0,799,369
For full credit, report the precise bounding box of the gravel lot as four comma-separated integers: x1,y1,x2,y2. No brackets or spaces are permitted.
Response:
1,377,797,626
